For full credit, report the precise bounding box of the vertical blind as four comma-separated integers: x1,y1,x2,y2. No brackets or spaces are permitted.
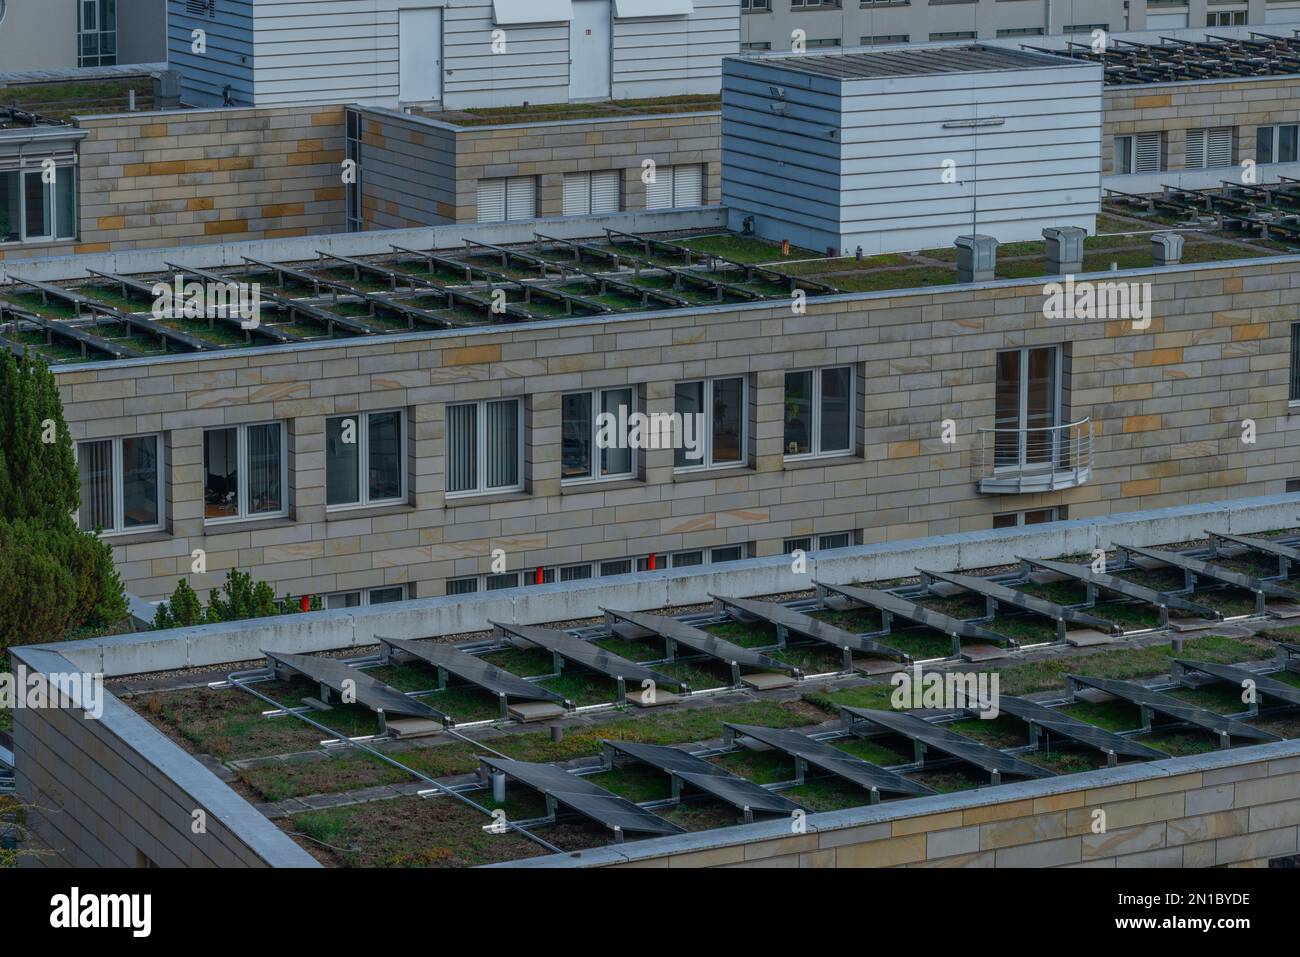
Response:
447,403,478,493
485,399,519,489
78,440,114,532
247,423,282,515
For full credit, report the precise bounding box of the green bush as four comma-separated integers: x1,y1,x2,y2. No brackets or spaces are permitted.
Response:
153,570,320,629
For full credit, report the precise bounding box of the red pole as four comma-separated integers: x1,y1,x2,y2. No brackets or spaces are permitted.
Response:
648,553,657,571
535,566,544,585
300,595,310,612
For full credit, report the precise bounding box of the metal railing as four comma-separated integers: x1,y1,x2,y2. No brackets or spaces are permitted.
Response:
976,417,1092,493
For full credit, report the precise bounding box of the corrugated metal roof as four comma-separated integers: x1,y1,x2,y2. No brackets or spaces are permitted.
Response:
752,44,1078,80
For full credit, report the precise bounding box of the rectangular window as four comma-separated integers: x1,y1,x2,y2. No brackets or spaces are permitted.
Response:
345,109,363,231
1064,22,1108,32
1185,128,1233,169
326,410,405,509
447,577,478,595
476,176,536,223
0,166,76,244
818,532,852,550
741,41,773,50
645,165,704,210
806,38,842,47
740,0,771,8
486,572,520,590
562,387,635,482
674,376,746,470
784,366,853,459
1290,324,1300,402
860,34,909,44
78,0,117,67
204,422,286,522
993,508,1058,529
710,545,744,563
562,171,621,216
1207,10,1245,25
994,346,1061,470
560,563,592,582
326,585,407,609
600,559,633,576
447,398,523,496
783,536,812,554
929,31,976,40
1258,124,1299,165
77,434,163,534
1114,132,1162,174
671,550,704,568
996,26,1044,36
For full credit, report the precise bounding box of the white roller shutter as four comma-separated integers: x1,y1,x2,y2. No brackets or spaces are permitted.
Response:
505,176,535,221
1185,130,1206,169
1134,132,1162,173
645,167,672,209
476,179,506,223
590,170,620,213
563,172,591,216
1207,127,1233,168
671,164,702,207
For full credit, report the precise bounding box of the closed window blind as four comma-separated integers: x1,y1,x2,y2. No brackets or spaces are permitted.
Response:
1291,324,1300,402
485,399,519,489
505,177,535,221
78,439,114,531
447,403,477,493
1135,132,1162,173
1186,128,1232,169
645,167,673,209
476,180,506,223
672,164,702,207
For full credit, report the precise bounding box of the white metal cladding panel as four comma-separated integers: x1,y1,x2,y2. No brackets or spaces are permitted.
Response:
169,0,256,107
610,0,739,98
443,2,570,108
249,0,396,106
720,58,843,245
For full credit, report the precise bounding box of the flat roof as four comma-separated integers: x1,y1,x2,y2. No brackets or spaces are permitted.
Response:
750,44,1075,80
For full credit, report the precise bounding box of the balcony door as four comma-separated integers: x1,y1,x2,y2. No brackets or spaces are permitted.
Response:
399,7,443,103
570,0,612,100
994,346,1060,471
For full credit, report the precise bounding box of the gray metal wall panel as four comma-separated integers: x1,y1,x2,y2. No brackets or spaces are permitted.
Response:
611,0,740,98
168,0,255,107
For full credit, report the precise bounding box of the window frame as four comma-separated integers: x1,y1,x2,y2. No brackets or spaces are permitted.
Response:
75,433,165,536
783,365,855,461
203,420,289,525
445,398,525,498
1289,323,1300,405
561,386,637,485
0,163,78,245
1257,124,1299,165
325,408,408,511
325,584,408,609
673,375,748,473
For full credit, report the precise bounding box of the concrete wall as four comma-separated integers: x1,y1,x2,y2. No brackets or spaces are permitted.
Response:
0,104,347,263
356,107,721,227
497,738,1300,868
46,245,1300,602
0,0,79,72
8,646,320,868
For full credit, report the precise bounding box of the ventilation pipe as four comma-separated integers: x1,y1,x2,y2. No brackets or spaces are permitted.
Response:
955,234,998,283
1043,226,1086,275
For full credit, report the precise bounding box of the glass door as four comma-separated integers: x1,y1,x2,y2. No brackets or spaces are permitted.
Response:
994,346,1060,472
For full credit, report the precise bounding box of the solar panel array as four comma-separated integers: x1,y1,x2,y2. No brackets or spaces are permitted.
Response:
379,635,567,704
264,649,449,723
1066,674,1282,745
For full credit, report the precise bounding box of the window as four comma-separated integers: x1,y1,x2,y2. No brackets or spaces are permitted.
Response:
1207,10,1246,25
447,577,478,595
784,532,853,553
994,346,1060,469
1064,22,1108,32
674,376,746,470
791,0,841,6
326,585,408,609
992,508,1059,529
645,164,703,210
204,423,286,522
671,551,704,568
345,110,362,232
806,38,842,47
78,0,117,67
740,0,770,9
784,366,853,459
710,545,745,563
741,41,773,50
476,176,536,223
600,559,633,576
0,165,76,244
326,410,406,509
486,572,520,590
1185,128,1233,169
77,435,163,534
861,34,909,44
929,31,976,40
446,398,523,496
997,26,1044,36
1258,124,1299,165
562,387,635,483
562,171,621,216
1290,323,1300,402
1114,132,1163,174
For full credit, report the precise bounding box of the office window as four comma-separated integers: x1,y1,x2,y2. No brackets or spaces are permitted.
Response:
0,166,76,244
78,0,117,67
562,387,635,482
674,376,746,470
993,508,1058,529
997,26,1044,36
1114,132,1163,174
600,559,633,576
562,171,620,216
671,550,704,568
1185,128,1233,169
861,34,909,44
77,435,162,534
710,545,744,563
204,422,286,522
806,38,842,47
326,410,405,509
326,585,407,609
791,0,841,6
447,577,478,595
486,572,520,590
476,176,536,223
1258,124,1299,165
783,532,853,553
446,398,523,496
818,532,852,550
741,0,770,9
645,164,703,210
741,41,772,50
929,31,976,40
1207,10,1246,25
1290,324,1300,402
1064,22,1108,32
784,366,853,459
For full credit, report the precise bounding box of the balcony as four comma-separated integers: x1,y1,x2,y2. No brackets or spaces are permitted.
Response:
976,418,1093,494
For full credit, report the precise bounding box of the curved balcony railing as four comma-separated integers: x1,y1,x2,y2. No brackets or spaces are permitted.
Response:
976,417,1092,493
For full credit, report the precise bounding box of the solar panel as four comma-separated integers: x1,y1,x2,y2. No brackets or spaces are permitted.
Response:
813,580,1011,647
378,636,567,704
1066,673,1282,745
710,593,909,664
601,607,798,680
603,740,804,817
1208,531,1300,574
263,650,449,723
1119,544,1300,614
722,722,934,798
489,620,685,690
918,568,1119,640
1173,659,1300,710
993,695,1168,763
840,708,1055,782
478,756,686,837
1020,555,1219,622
